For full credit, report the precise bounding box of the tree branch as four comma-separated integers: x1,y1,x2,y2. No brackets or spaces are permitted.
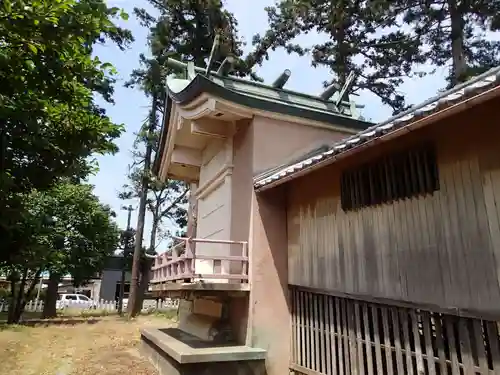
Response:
159,186,189,219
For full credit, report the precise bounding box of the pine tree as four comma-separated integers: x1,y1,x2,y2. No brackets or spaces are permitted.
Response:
399,0,500,85
252,0,427,113
124,0,260,317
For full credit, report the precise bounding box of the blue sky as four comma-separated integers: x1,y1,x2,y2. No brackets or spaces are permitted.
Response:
89,0,448,249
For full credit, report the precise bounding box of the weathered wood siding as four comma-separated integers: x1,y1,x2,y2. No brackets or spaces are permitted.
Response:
290,287,500,375
287,100,500,316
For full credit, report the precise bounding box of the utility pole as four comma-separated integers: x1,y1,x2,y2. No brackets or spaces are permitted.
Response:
118,205,134,316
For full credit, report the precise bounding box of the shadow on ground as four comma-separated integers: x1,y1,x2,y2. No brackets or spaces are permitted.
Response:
0,317,103,328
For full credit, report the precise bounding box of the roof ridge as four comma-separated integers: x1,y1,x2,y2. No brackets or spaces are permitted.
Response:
254,66,500,190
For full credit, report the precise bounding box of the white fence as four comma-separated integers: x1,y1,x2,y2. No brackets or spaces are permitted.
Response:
0,298,179,313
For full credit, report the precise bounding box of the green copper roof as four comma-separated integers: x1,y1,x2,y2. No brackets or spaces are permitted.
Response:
165,71,372,130
153,63,373,175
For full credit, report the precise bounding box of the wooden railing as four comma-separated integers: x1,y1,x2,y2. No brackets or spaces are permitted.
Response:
150,237,248,285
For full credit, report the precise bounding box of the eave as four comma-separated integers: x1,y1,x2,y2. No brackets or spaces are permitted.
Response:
153,73,374,178
168,74,372,131
254,66,500,191
154,92,253,183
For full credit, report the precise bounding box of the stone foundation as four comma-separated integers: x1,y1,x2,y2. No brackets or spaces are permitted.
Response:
140,328,267,375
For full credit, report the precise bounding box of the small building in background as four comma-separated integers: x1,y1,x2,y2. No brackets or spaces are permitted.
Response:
97,255,131,302
52,255,132,302
0,255,133,303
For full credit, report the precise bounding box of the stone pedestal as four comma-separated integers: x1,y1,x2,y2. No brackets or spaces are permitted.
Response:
140,328,267,375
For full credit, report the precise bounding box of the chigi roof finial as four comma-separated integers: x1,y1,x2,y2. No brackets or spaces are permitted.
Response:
272,69,292,89
205,34,221,77
320,71,356,105
217,55,235,76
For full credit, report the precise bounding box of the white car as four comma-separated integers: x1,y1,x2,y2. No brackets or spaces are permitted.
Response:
56,293,96,310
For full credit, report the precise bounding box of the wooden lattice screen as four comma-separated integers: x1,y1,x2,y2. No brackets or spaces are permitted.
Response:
290,287,500,375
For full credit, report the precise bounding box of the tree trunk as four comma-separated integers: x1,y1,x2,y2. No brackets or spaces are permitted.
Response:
128,92,158,318
7,279,18,324
117,259,126,315
331,0,349,87
133,216,159,315
11,269,28,323
149,216,159,253
42,273,60,319
448,0,467,84
14,270,42,322
133,260,152,316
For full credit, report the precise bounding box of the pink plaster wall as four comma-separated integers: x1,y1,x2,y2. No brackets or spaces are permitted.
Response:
231,121,254,272
227,115,353,374
249,186,290,375
252,115,352,175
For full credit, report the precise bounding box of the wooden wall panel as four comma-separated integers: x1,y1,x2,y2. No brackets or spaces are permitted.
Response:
287,101,500,316
290,287,500,375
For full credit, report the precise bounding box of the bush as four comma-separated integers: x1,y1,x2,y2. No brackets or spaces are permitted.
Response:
0,284,45,302
0,288,10,301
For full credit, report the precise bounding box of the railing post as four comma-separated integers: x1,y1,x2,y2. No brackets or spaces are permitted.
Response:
149,237,250,285
242,242,248,282
187,238,195,277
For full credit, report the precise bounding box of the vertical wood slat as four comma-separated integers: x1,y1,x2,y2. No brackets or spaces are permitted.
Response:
410,309,425,375
371,306,384,374
472,320,489,373
289,136,500,317
421,311,436,375
433,314,448,375
363,303,374,375
299,290,305,368
382,307,394,375
392,308,405,375
336,297,345,375
445,317,461,375
313,293,320,372
355,302,365,375
458,318,474,371
348,301,357,375
486,322,500,371
340,144,439,211
342,298,351,375
306,292,312,370
318,295,327,374
301,290,308,369
325,295,333,375
400,310,414,375
291,288,297,365
289,287,500,375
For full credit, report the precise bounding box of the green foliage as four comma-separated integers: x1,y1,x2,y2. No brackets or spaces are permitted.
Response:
255,0,500,112
129,0,248,96
254,0,427,113
119,1,277,257
23,181,120,279
0,0,133,264
117,228,156,271
0,285,45,300
122,0,249,254
397,0,500,85
122,0,266,316
1,181,119,324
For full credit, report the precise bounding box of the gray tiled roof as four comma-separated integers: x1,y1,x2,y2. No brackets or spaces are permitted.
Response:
254,66,500,190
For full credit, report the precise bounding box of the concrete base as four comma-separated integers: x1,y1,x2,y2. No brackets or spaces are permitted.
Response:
140,328,267,375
